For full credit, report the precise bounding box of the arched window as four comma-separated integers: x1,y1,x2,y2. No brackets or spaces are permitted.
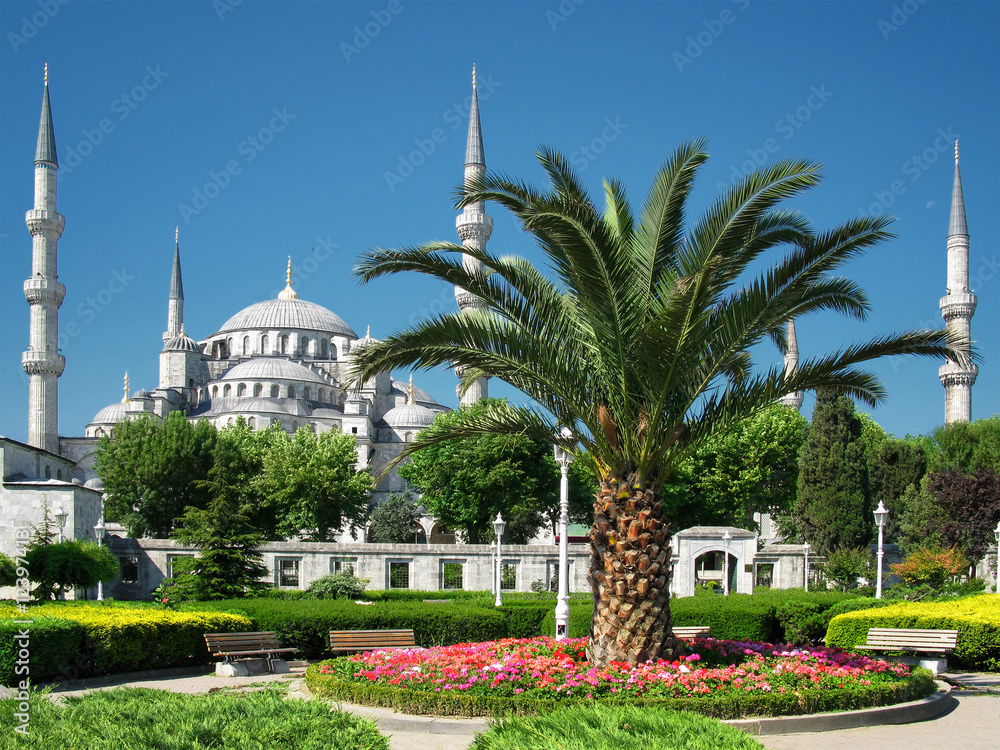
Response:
261,334,269,354
212,385,219,398
271,384,280,398
287,386,296,399
45,466,51,478
243,336,250,354
331,343,338,360
228,417,235,426
57,469,62,480
223,384,232,397
321,339,329,357
303,387,311,400
248,417,256,429
318,388,326,403
301,336,309,355
254,383,263,397
280,335,289,354
237,383,247,397
189,378,195,388
227,337,233,357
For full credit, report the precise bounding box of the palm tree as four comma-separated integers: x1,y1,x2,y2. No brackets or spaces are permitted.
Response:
350,139,957,665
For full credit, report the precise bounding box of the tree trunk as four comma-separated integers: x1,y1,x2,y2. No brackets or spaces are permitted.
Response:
587,478,678,665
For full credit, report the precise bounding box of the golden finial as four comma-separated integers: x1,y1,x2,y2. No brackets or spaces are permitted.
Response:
122,372,130,403
180,324,185,336
366,324,371,337
277,256,299,300
472,64,477,89
955,140,959,162
408,374,415,405
44,61,48,86
286,256,292,285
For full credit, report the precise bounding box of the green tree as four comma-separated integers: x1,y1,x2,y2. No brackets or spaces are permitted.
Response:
896,476,948,553
930,416,1000,474
349,142,952,664
260,428,373,542
25,541,118,600
795,389,873,555
397,399,568,544
856,411,888,462
869,437,928,541
95,411,217,537
662,404,807,531
209,418,282,539
0,554,17,587
818,547,875,592
367,492,421,544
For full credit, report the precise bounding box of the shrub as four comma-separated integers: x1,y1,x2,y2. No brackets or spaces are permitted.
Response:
471,703,766,749
0,603,252,680
818,547,875,592
0,686,389,750
774,601,826,645
890,547,968,589
825,594,1000,670
306,573,368,600
0,617,85,687
25,542,118,601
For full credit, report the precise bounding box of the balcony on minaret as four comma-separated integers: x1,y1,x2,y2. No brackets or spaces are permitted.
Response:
23,276,66,307
456,211,493,240
938,292,977,322
21,350,66,376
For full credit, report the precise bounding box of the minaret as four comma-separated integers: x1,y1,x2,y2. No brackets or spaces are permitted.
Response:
22,63,66,454
163,227,184,342
779,319,803,410
454,65,492,406
938,141,978,424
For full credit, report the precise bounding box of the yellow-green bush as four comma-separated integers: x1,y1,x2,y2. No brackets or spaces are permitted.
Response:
0,603,252,681
825,594,1000,670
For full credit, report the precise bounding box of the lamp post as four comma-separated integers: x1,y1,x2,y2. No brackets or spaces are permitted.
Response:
553,427,575,640
722,531,731,596
803,542,810,592
493,513,506,608
994,520,1000,594
94,516,106,601
873,500,889,599
53,505,68,544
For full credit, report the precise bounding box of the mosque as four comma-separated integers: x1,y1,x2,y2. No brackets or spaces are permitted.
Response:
0,65,979,590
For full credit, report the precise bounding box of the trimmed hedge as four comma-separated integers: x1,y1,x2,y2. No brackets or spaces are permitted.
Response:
825,594,1000,671
0,617,85,687
305,662,935,719
0,603,252,682
182,598,550,659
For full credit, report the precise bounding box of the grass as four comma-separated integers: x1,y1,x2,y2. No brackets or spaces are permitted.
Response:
0,685,389,750
471,704,766,749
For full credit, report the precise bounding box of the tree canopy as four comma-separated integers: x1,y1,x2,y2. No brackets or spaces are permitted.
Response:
367,492,422,544
349,141,953,664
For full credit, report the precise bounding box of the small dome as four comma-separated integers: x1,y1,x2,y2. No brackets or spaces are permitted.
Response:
391,378,439,406
219,358,331,385
132,389,153,399
352,325,381,350
90,402,128,425
84,477,105,491
163,334,203,353
215,298,357,338
383,402,436,429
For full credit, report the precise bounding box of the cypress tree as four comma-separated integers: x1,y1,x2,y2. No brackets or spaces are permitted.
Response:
795,389,873,555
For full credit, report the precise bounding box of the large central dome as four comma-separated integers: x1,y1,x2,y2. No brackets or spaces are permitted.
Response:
215,297,357,338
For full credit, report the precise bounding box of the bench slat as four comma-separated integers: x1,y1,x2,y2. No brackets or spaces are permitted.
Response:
855,627,959,655
673,626,711,639
329,629,416,653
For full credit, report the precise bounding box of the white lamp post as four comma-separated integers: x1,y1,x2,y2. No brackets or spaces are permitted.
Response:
873,500,889,599
553,427,575,640
994,520,1000,594
803,542,811,592
94,516,106,601
493,513,506,608
53,505,68,544
722,530,732,596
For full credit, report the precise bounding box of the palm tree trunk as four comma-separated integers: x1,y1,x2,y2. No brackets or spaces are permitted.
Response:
587,478,678,665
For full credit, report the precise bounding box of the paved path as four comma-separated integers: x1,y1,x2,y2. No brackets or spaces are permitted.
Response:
37,668,1000,750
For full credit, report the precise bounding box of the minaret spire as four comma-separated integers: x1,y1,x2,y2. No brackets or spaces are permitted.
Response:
779,319,803,410
164,227,185,342
23,64,66,453
454,65,493,406
938,140,977,423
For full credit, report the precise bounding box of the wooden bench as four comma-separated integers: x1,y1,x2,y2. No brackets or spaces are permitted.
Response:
673,626,711,640
854,627,959,674
329,629,417,655
204,631,297,673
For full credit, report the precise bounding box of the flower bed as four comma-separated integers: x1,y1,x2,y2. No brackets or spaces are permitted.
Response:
306,636,935,718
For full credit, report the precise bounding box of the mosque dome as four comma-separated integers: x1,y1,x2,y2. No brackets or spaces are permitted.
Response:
216,298,357,338
382,402,437,429
352,325,381,350
132,389,153,399
220,358,331,385
391,378,437,405
84,477,105,491
90,402,128,425
162,334,203,353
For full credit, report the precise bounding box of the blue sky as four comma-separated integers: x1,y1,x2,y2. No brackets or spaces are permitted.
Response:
1,0,997,443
